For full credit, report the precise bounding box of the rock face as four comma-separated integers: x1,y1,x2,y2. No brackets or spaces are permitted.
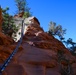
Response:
0,32,14,63
0,17,76,75
13,16,40,42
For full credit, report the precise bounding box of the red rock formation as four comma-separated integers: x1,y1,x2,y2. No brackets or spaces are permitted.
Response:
14,12,24,18
0,17,76,75
0,32,23,64
0,32,14,63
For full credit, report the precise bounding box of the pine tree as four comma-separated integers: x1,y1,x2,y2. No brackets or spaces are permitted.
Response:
2,7,19,37
48,21,66,40
15,0,31,17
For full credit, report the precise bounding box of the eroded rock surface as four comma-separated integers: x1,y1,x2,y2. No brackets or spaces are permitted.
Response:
0,17,76,75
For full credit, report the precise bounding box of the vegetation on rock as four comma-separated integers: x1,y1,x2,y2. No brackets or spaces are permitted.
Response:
2,7,19,37
15,0,31,18
48,21,66,40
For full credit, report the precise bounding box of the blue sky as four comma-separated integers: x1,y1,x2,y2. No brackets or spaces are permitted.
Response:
0,0,76,42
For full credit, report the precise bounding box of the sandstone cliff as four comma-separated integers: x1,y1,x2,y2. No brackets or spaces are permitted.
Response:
0,17,76,75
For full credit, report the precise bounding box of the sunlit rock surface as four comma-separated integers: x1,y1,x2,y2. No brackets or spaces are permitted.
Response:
13,16,40,42
0,17,76,75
